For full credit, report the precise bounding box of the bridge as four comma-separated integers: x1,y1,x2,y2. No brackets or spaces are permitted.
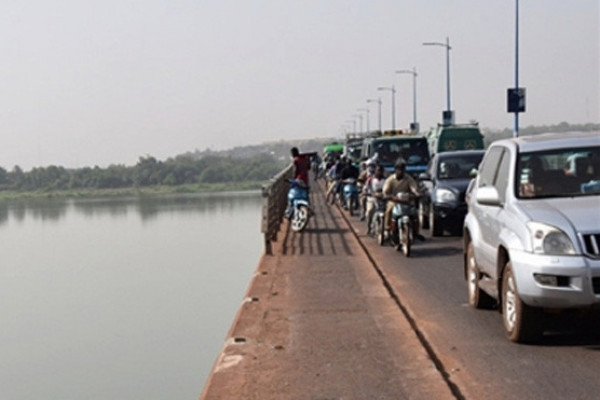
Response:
200,175,455,399
200,168,600,400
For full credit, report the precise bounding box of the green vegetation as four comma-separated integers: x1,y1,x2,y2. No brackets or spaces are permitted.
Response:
0,153,287,199
1,122,596,199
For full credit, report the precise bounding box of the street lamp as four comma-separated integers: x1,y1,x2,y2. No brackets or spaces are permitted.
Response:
514,0,520,137
396,68,418,132
367,98,382,134
357,108,370,134
346,120,356,134
423,37,453,124
353,114,363,135
377,86,396,131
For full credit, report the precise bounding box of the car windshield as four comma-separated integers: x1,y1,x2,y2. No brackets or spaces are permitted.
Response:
437,153,483,180
516,146,600,199
374,139,429,165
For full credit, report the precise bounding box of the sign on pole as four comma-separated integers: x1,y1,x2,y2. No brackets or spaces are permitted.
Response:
507,88,526,113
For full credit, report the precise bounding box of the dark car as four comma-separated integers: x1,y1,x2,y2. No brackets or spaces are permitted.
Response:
419,150,485,236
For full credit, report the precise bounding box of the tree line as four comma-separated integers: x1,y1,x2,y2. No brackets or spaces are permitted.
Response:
0,153,288,192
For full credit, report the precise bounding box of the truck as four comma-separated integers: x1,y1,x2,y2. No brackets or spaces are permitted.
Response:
361,132,430,177
426,123,484,156
343,135,364,164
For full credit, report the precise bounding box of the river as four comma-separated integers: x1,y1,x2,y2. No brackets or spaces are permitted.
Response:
0,192,264,400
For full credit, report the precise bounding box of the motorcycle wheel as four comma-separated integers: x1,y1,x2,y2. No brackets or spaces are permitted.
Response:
400,222,412,257
390,229,399,247
376,217,385,246
291,205,310,232
349,197,355,216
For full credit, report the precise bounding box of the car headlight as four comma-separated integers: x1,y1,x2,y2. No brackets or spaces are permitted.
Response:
436,188,457,202
527,222,575,255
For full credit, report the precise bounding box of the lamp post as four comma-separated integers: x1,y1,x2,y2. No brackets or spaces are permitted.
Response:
396,67,418,132
377,86,396,131
423,37,453,124
353,114,363,135
367,98,382,134
357,108,370,134
346,120,356,135
514,0,520,137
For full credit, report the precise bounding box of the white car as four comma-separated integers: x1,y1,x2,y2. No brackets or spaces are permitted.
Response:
463,131,600,343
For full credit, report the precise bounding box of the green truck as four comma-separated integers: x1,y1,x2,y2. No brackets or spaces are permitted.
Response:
426,124,484,155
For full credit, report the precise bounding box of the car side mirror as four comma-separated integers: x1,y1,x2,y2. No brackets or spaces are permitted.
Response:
476,186,501,206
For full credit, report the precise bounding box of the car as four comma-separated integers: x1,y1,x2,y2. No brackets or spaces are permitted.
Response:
463,131,600,343
419,150,485,236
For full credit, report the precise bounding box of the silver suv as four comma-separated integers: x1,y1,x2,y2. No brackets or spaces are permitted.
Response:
463,131,600,342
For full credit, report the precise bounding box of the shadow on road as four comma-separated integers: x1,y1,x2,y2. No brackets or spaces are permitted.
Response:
539,313,600,348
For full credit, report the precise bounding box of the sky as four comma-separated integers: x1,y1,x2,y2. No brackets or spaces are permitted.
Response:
0,0,598,171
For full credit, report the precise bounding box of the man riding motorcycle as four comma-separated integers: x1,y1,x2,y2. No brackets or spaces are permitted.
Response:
382,158,425,241
364,163,386,235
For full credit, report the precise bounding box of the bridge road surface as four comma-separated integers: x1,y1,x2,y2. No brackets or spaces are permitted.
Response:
342,189,600,400
200,181,456,400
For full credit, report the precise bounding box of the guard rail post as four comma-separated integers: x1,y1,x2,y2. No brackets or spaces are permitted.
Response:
261,164,294,255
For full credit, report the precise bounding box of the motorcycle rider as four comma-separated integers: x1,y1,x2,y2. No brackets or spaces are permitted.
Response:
382,158,425,241
326,156,342,203
364,164,386,235
291,147,310,186
339,158,360,210
357,159,375,221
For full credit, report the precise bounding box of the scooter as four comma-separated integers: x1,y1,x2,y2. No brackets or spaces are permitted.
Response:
389,192,418,257
286,179,311,232
342,178,360,216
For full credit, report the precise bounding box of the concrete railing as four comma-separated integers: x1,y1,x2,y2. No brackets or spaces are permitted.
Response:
261,163,294,255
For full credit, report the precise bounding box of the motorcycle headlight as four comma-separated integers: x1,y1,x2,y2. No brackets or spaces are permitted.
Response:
436,188,457,202
527,222,575,255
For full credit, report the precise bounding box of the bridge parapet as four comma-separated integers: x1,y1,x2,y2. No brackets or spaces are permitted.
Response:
261,163,293,255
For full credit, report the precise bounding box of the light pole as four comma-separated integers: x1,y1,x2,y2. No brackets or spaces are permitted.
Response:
367,98,382,134
346,120,356,135
514,0,520,137
353,114,363,135
423,37,453,124
357,108,370,134
377,86,396,131
396,67,418,132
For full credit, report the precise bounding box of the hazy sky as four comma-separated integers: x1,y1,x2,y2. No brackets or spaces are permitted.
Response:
1,0,598,170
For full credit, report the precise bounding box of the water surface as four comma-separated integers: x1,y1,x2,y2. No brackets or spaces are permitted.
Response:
0,192,263,399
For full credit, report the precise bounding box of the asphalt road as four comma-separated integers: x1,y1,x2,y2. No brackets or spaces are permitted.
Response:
340,205,600,400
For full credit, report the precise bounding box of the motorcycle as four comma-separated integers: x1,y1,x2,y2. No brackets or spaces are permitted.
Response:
369,195,387,245
342,178,360,216
286,178,311,232
389,192,418,257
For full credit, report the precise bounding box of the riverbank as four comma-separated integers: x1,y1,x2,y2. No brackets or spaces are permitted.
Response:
0,181,266,201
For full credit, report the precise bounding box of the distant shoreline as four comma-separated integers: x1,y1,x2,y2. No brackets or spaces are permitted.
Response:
0,181,265,201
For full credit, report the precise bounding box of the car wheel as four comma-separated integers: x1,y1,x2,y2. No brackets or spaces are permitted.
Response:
430,206,443,237
466,242,494,309
502,262,543,343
